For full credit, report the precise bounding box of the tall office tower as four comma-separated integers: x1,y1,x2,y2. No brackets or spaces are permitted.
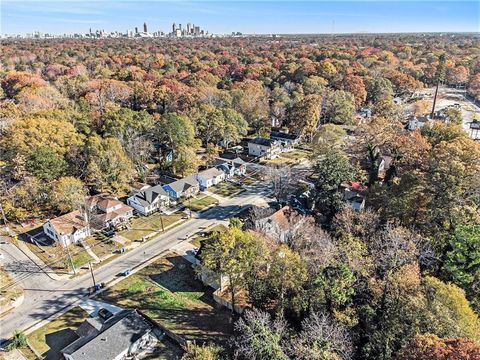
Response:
172,23,176,32
135,27,138,34
143,22,148,33
194,26,200,35
187,23,191,34
179,24,182,31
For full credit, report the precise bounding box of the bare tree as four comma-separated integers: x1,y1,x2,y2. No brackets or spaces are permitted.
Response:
289,312,353,360
264,165,293,203
233,309,289,360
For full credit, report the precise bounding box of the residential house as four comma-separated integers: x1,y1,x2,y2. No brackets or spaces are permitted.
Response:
215,157,247,178
43,210,91,247
376,155,393,180
86,194,133,229
61,310,157,360
162,175,199,200
341,181,366,211
246,205,309,243
126,185,170,216
129,182,150,196
196,168,225,190
247,137,282,159
270,131,300,147
406,116,429,130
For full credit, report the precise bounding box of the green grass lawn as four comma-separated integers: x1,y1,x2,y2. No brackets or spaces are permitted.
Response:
185,196,219,212
27,306,90,359
97,253,232,343
119,213,185,241
209,181,242,197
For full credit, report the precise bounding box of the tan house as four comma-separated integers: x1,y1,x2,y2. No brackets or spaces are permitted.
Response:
87,194,134,229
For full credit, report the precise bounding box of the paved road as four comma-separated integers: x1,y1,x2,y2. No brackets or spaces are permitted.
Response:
0,184,271,343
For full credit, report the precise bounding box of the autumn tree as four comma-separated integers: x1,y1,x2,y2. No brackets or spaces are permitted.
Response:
199,227,266,315
86,135,134,194
50,177,87,213
342,74,367,108
287,94,321,140
394,334,480,360
366,77,394,103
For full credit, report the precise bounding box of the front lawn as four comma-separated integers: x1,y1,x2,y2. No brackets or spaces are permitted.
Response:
184,196,219,212
97,253,232,343
210,181,242,197
25,241,93,274
119,213,185,241
27,306,90,360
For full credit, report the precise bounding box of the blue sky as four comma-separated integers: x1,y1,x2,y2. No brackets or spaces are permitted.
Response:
1,1,479,35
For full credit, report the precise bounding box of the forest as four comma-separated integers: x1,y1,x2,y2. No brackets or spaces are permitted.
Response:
0,34,479,359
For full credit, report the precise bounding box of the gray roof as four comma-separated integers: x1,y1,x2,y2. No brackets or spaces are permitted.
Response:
166,175,199,193
198,167,224,180
248,137,278,147
270,131,299,141
62,310,153,360
131,184,168,206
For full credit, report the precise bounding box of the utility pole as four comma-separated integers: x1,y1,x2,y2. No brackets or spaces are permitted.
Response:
159,212,165,232
89,261,96,287
430,53,446,120
65,245,76,275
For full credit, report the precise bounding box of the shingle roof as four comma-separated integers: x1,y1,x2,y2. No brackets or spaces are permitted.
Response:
198,167,224,180
248,137,278,147
270,131,299,141
62,310,153,360
132,184,168,207
48,210,88,236
166,175,199,193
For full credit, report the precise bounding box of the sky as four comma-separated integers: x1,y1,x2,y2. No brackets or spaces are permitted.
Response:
1,0,479,35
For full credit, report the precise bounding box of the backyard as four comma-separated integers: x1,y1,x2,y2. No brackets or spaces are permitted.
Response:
118,212,185,241
27,306,90,360
209,181,243,197
184,195,219,212
262,149,311,166
97,252,233,343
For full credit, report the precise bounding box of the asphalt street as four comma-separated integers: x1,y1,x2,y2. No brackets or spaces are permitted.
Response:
0,183,272,343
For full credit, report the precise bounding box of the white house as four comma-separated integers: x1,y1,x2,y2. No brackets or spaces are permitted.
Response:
86,194,133,229
43,210,91,247
196,168,225,190
126,185,170,216
248,137,282,159
215,157,247,178
270,131,300,148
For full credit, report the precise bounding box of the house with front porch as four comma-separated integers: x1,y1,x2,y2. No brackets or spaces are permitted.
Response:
247,137,282,159
162,175,200,200
196,168,225,190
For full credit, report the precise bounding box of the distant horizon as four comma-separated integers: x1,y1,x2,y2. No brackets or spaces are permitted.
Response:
2,1,479,36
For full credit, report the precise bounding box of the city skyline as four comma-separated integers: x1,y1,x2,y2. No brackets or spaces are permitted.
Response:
2,0,479,36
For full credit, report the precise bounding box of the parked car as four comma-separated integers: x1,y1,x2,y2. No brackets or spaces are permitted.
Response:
98,308,114,320
119,268,131,276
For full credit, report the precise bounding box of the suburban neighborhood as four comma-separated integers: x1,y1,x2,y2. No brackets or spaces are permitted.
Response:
1,9,480,360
